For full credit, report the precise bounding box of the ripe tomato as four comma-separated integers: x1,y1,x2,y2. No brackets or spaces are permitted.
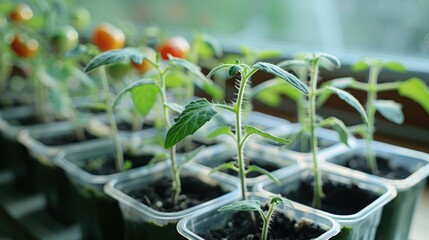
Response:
9,3,33,23
158,36,190,60
131,48,156,74
50,26,79,54
10,33,39,58
92,23,125,51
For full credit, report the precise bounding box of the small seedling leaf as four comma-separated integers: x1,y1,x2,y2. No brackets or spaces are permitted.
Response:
84,48,144,73
252,62,309,94
317,78,356,108
148,152,169,167
317,52,341,69
277,59,309,70
252,78,302,105
207,64,232,78
218,200,261,212
270,195,292,207
398,78,429,114
245,125,291,144
131,84,159,117
207,126,232,139
318,117,350,146
351,60,369,72
228,65,242,76
113,79,157,109
325,86,369,125
246,165,281,185
383,61,406,73
210,161,238,174
374,100,404,124
165,99,217,149
165,102,185,114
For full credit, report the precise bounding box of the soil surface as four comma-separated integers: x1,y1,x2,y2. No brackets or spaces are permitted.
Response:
284,177,380,215
80,153,154,175
201,210,325,240
38,131,97,146
128,176,227,212
341,155,412,180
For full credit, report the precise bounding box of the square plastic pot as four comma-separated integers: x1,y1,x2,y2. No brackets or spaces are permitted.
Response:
254,164,396,240
104,163,241,240
248,123,353,162
177,192,340,240
55,138,167,240
324,140,429,240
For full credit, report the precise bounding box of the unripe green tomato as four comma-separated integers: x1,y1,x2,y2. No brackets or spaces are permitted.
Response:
71,7,90,29
108,62,131,80
50,26,79,54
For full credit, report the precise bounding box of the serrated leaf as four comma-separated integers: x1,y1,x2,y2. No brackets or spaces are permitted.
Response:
351,61,369,72
325,86,369,125
207,126,232,139
246,165,281,185
318,117,350,146
218,200,262,212
317,53,341,69
252,62,309,94
84,48,144,73
165,99,217,149
210,161,238,174
398,78,429,114
131,84,159,117
245,125,291,144
383,61,406,73
374,100,404,124
113,79,157,109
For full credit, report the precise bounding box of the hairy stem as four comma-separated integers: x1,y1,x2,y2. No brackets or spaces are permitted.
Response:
309,60,323,208
366,66,380,174
261,201,278,240
99,66,124,172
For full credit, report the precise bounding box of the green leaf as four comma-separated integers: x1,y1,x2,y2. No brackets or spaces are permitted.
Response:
383,61,406,73
165,99,217,149
124,160,133,170
270,195,291,207
348,124,367,138
228,65,242,76
131,84,159,117
374,100,404,124
218,200,261,212
207,64,232,78
84,48,144,73
245,125,291,144
398,78,429,114
318,117,350,146
317,77,356,108
207,126,232,139
325,86,369,125
317,52,341,69
246,165,281,185
252,62,309,94
210,161,238,174
113,79,157,109
165,102,185,114
148,152,169,167
351,60,369,72
252,78,301,104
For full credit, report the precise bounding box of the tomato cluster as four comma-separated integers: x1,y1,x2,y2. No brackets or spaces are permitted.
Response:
10,33,39,58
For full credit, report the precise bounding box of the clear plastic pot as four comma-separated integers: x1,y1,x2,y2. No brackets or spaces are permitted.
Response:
55,138,167,240
104,163,240,240
324,139,429,240
177,192,340,240
254,164,397,240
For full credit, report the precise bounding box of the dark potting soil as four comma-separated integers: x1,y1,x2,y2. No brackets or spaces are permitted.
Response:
201,210,325,240
38,130,98,146
128,176,227,212
80,153,154,175
341,154,412,180
202,158,280,178
284,177,380,215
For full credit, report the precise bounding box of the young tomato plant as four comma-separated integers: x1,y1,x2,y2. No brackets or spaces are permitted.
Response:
164,60,308,200
84,46,221,202
324,58,429,174
218,195,291,240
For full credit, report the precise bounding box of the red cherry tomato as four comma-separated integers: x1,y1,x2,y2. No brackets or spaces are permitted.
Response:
131,48,156,74
10,33,39,58
158,36,190,60
9,3,33,23
92,23,125,51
